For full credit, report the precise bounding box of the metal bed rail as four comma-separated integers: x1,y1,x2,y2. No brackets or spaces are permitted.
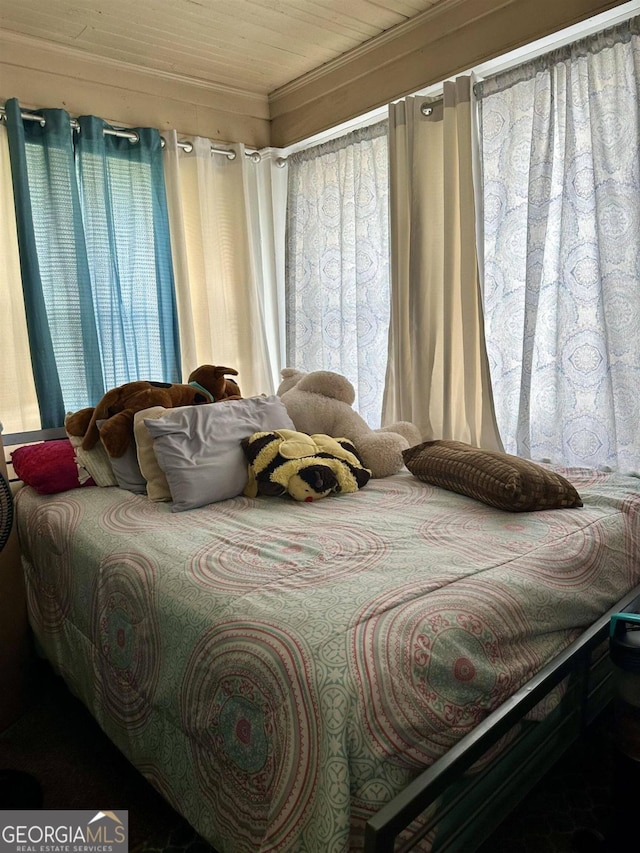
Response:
364,583,640,853
2,428,68,446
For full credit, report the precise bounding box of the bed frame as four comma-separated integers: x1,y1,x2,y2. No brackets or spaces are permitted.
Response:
4,427,639,853
364,585,640,852
2,428,68,449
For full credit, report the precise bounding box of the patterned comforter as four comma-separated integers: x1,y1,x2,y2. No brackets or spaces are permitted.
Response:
16,469,640,852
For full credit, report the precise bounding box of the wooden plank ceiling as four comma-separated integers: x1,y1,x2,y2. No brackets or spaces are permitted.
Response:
0,0,448,97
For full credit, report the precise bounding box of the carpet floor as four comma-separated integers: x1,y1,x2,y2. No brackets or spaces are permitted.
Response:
0,660,624,852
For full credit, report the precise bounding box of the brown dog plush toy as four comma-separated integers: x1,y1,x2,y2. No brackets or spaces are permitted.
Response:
66,365,241,458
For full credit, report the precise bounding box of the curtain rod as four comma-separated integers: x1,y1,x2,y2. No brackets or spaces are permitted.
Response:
0,106,267,163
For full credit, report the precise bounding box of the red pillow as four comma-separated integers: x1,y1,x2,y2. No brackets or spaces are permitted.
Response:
12,439,95,495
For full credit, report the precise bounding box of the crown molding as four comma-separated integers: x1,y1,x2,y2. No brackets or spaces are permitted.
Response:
269,0,628,146
0,28,265,107
269,0,478,102
0,26,270,145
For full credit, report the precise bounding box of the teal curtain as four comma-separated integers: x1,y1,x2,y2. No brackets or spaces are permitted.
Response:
76,116,180,386
5,98,180,427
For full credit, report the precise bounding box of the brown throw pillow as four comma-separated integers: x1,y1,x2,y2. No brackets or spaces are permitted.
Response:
402,440,583,512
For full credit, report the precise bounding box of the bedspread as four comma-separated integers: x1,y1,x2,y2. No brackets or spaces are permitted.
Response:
16,469,640,852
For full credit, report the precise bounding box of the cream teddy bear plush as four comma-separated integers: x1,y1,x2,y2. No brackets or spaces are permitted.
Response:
276,369,421,478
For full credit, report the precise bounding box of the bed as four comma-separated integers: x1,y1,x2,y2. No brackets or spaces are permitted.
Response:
8,427,640,853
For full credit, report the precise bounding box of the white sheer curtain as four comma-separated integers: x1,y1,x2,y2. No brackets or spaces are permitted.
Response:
477,19,640,472
382,78,502,449
0,122,40,433
162,133,282,396
285,122,390,428
244,148,288,392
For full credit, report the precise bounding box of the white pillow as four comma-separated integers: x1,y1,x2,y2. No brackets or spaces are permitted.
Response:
97,419,147,494
145,396,295,511
65,415,118,487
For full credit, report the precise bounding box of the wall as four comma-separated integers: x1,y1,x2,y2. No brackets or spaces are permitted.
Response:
0,29,271,148
0,433,27,730
0,1,628,150
269,0,628,146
